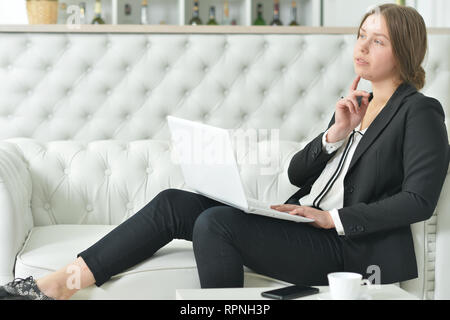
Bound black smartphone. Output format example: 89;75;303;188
261;285;319;300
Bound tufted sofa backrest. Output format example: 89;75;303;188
0;31;448;142
0;138;300;226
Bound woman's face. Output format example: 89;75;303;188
353;14;400;84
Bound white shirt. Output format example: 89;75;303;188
298;123;367;236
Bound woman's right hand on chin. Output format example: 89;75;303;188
326;75;371;142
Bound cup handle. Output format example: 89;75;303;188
359;279;372;300
361;279;371;287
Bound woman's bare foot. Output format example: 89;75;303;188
35;257;96;300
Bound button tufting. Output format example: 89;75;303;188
44;203;51;210
146;41;152;49
146;167;152;174
86;204;93;212
127;202;133;210
64;168;70;175
105;169;111;176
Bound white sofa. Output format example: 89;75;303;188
0;29;448;300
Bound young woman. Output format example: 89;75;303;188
1;4;448;300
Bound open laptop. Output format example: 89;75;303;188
167;115;314;223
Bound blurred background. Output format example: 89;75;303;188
0;0;448;28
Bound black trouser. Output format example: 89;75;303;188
78;188;344;288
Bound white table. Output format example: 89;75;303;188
176;284;419;300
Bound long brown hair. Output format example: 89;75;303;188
357;4;428;90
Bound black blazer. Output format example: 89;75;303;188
284;82;449;284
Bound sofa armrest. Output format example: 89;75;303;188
435;167;450;299
0;143;33;284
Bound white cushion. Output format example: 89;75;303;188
15;225;287;299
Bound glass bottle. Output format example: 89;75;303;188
222;0;231;25
141;0;149;25
79;2;86;24
253;3;266;25
91;0;105;24
189;1;203;25
289;1;298;26
270;0;283;26
207;6;218;25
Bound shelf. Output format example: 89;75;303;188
55;0;321;26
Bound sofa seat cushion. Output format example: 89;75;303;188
14;225;286;299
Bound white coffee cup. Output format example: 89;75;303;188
327;272;371;300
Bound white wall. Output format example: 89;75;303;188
0;0;28;24
322;0;449;27
417;0;450;27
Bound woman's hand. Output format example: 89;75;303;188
270;204;335;229
327;75;371;142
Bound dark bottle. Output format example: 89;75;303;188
253;3;266;25
207;6;218;25
91;0;105;24
289;1;299;26
189;1;202;25
270;0;283;26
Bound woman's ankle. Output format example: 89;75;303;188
36;276;75;300
35;257;95;300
